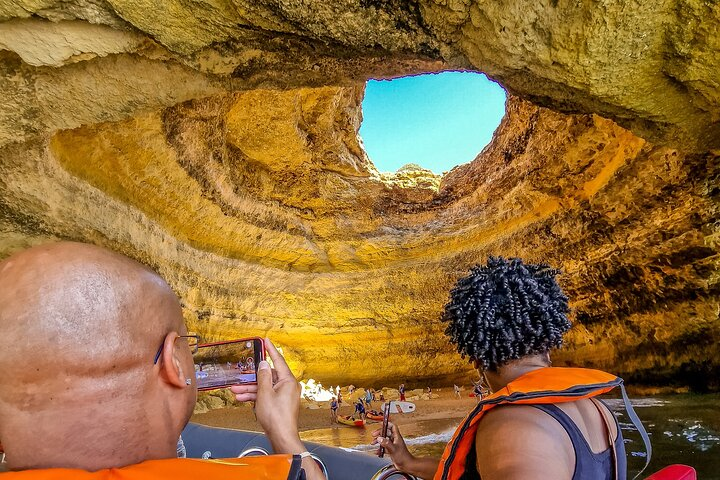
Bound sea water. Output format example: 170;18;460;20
300;394;720;479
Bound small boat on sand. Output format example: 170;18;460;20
337;415;365;427
365;410;384;421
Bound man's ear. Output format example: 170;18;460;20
159;331;187;388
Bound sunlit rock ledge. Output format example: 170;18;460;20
0;1;718;391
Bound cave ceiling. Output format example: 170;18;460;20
0;0;718;388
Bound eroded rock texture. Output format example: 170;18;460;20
0;1;718;389
2;1;719;152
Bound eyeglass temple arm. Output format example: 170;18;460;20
153;334;200;365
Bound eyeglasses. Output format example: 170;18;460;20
153;334;200;364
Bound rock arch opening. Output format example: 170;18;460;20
359;71;507;175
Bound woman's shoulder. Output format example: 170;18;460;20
476;404;570;443
474;404;575;479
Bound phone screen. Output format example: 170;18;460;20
194;338;265;391
378;401;392;458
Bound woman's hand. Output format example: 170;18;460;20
371;422;414;471
372;422;441;479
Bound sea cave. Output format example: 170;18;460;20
0;0;718;419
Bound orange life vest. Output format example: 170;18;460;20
434;367;651;480
0;455;301;480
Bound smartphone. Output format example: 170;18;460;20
378;400;392;458
194;337;266;391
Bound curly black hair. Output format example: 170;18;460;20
442;257;571;371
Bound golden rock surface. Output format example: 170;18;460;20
1;1;719;151
0;2;718;389
2;87;717;388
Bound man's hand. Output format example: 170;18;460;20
253;338;301;445
230;338;323;480
230;383;258;403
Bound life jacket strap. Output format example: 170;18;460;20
589;398;618;480
620;383;652;479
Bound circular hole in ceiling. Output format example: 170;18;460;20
359;71;507;175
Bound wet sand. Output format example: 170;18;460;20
191;388;477;432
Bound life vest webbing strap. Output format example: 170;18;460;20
288;455;304;480
621;383;652;480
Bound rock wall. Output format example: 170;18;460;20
1;87;717;388
0;1;718;389
1;1;719;152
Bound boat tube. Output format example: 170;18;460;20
182;423;416;480
182;423;696;480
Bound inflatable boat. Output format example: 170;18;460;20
181;422;411;480
181;423;696;480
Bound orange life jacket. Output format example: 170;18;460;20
0;455;302;480
434;367;651;480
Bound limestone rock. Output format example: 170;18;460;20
0;3;718;391
0;18;145;67
381;389;401;401
194;389;235;413
1;1;719;151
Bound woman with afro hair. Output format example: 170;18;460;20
373;257;643;480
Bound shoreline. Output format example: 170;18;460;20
190;384;700;435
192;388;477;433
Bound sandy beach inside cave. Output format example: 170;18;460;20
192;387;477;433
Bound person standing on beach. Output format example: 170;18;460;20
472;382;485;401
453;384;461;399
399;383;406;401
373;257;643;480
365;388;373;408
330;397;339;424
353;399;366;421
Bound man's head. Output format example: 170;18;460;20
0;242;196;471
441;256;571;372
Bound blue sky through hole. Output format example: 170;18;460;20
359;72;507;174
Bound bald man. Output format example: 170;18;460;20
0;242;322;479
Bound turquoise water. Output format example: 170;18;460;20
300;394;720;479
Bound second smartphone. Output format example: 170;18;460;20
194;337;265;391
